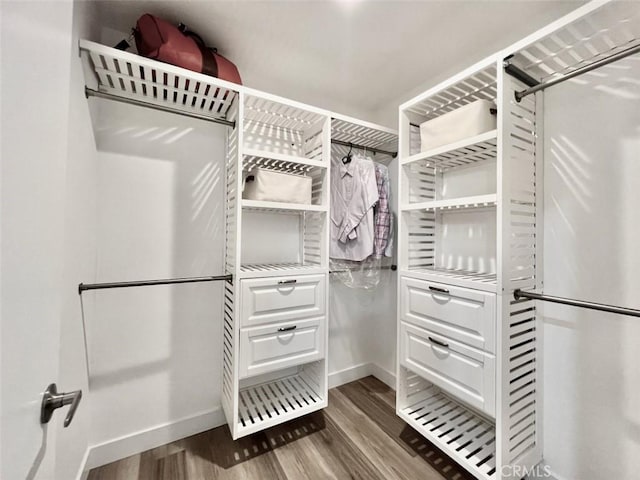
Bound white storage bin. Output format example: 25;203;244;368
243;168;312;204
420;99;496;152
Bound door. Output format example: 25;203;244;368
1;2;75;479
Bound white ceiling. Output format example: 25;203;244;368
94;0;585;123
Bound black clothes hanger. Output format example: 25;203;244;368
342;143;353;164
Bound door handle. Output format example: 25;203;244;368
41;383;82;428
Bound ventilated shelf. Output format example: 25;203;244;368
237;373;325;437
399;384;497;479
331;116;398;151
507;2;640;84
241;199;327;213
403;60;497;121
243;149;327;171
243;90;328;162
79;39;239;121
239;263;325;279
402;130;497;169
403;194;497;212
404;268;497;293
244;89;328;132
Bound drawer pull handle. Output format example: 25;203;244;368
429;286;450;295
278;279;297;285
428;336;449;348
278;326;297;332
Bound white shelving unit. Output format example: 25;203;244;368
224;88;331;438
397;1;639;478
80;39;332;440
80;37;401;441
397;50;537;480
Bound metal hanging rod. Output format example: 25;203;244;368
331;139;397;158
514;289;640;318
84;87;236;128
513;42;640;102
330;265;397;274
78;274;233;294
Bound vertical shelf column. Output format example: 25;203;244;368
495;68;542;476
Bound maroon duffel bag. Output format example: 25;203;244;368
133;14;242;85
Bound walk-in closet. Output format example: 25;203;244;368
2;1;639;479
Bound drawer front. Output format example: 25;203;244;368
239;317;324;379
400;322;495;417
240;274;325;327
400;277;496;353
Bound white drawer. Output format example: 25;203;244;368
400;277;496;353
240;274;325;327
400;322;495;417
239;317;324;379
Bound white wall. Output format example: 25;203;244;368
542;55;640;480
82;99;227;457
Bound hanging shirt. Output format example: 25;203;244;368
330;154;379;261
373;163;391;258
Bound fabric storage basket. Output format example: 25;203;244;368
243;168;312;204
420;99;496;152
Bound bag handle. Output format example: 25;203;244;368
178;23;218;53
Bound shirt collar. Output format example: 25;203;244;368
338;158;355;178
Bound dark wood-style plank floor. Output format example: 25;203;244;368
88;376;474;480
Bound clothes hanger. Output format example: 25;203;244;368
342;143;353;164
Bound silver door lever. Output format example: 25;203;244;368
41;383;82;428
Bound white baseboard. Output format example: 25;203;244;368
84;365;396;472
75;447;90;480
370;363;396;389
328;362;396;390
328;362;372;388
85;407;226;470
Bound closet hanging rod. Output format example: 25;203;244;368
78;274;233;294
84;87;236;128
512;42;640;102
513;289;640;318
331;139;397;158
330;265;397;274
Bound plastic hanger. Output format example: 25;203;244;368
342;143;353;164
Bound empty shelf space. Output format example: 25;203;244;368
402;194;497;212
242;200;327;212
243;149;327;170
79;40;238;121
237;374;325;437
403;268;497;293
399;385;497;479
239;263;325;279
331;116;398;151
244;89;328;132
402;130;497;169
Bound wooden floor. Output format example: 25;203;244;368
88;376;474;480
